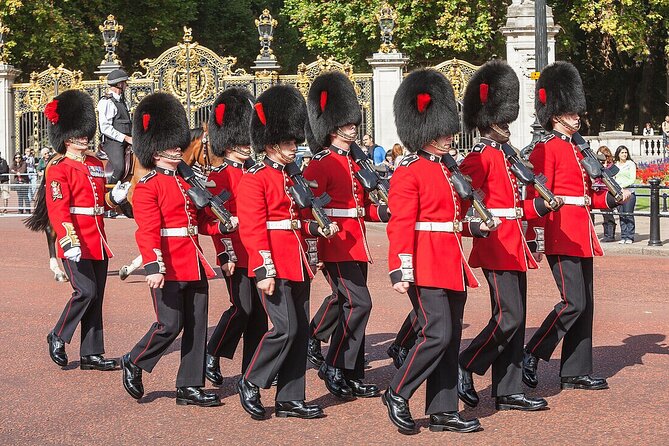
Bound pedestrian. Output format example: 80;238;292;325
304;71;389;402
523;61;631;392
24;148;37;204
36;148;51;181
614;145;637;243
642;122;654;136
390;143;406;169
203;87;268;387
362;133;386;166
42;90;129;371
120;92;229;407
0;153;10;213
596;146;616;242
97;69;132;183
10;153;29;213
662;116;669;150
236;84;338;420
382;68;492;435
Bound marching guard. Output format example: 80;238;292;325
383;68;493;434
303;71;389;401
236;84;338;420
120;92;232;407
204;88;268;385
43;90;129;371
522;62;630;391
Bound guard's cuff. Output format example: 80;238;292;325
605;192;618;209
468;219;489;238
58;222;80;251
389;253;414;285
253;250;276;281
144;249;167;275
526;228;545;253
377;205;390;222
533;197;552;217
307;221;321;237
217;238;237;264
305;238;318;266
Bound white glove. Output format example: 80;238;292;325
64;247;82;262
111;181;131;204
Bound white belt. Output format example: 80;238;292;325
323;207;365;218
70;206;104;216
415;221;462;233
489;207;524;219
160;226;198;237
557;195;591;207
266;219;302;230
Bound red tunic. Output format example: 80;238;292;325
302;146;389;263
133;168;222;282
459;138;549;271
237;158;320;282
45;154;115;260
525;131;615;258
387;152;480;291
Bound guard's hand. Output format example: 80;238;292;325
393;281;410;294
318;222;339;238
146;273;165;289
230;216;239;230
547;196;564;211
480;217;502;232
221;262;235;277
64;247;82;262
124;135;133;145
111;181;131;203
316;261;325;271
257;277;275;296
617;189;632;204
532;252;543;263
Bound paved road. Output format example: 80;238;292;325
0;219;667;445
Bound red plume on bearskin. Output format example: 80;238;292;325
320;90;328;112
462;60;519;132
416;93;431;113
215;103;225;126
538;88;547;105
535;61;586;130
208;87;254;157
479;83;489;104
44;100;60;124
250;84;306;154
254;102;267;126
142;113;150;131
46;90;96;154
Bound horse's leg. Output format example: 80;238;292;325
46;228;69;282
119;254;142;281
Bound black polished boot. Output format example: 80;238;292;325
457;365;479;407
387;343;409;369
237;378;266;420
205;354;224;386
318;363;354;400
560;375;609;390
121;353;144;400
429;412;481;433
47;332;68;367
80;354;117;371
495;393;548;411
382;388;417;434
522;348;539;388
176;386;222;407
346;379;380;398
307;338;325;368
275;400;324;419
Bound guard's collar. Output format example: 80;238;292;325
330;144;350;156
479;137;502;149
417;149;442;163
225;158;243;169
551;130;572;142
263;157;286;171
156;167;176;176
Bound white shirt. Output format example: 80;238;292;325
97;90;127;143
642;127;654;136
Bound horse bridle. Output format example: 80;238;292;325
200;131;212;175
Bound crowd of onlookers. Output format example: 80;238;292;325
0;147;53;214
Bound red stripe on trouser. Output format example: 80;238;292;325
133;287;162;365
531;255;569;354
332;263;355;363
465;271;503;370
57;260;78;338
213;274;238;354
400;315;418;345
312;273;336;336
244;290;271;379
396;285;428;393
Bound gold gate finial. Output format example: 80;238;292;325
377;2;398;53
183;26;193;43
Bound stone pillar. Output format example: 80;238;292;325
501;0;560;150
0;63;20;161
367;52;409;152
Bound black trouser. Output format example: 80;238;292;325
324;261;372;380
129;271;209;388
525;256;594;377
54;257;108;356
244;277;310;402
104;139;126;184
207;268;267;373
390;285;466;414
459;270;527;397
309;269;338;342
394;311;419;349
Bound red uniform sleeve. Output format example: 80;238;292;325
364;192;390;222
387;167;419;284
207;169;235;262
238;173;275;281
525;142;552;251
133;181;165;275
45;164;79;252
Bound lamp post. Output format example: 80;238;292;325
524;0;549;154
377;2;397;54
95;14;124;75
252;9;280;73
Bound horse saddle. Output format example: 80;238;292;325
104;145;134;187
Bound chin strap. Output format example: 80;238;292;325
428;139;450;153
156;150;183;161
231;145;252;157
491;123;511;139
271;144;293;165
555;115;581;133
336;128;358;142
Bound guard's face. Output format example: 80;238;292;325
434;134;453;151
276;140;297;163
155;147;183;168
66;137;90;151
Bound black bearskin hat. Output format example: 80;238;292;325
44;90;97;155
132;92;190;169
393;69;459;152
535;61;586;130
250;84;306;153
208;87;254;157
304;119;322;154
307;71;362;149
462;60;519;132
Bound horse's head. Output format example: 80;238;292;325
183;123;223;172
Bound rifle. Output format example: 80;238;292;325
176;161;236;232
572;133;624;202
441;153;497;229
500;143;562;210
349;142;390;202
285;162;334;236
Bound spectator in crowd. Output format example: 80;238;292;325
595;146;616;242
448;147;464;164
0;154;9;214
614;145;637;244
36;148;51;180
24;148;37;204
10;153;30;214
642;122;654;136
362;134;386;166
662;116;669;150
300;149;313;170
390;143;406;169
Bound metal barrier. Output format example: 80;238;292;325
0;173;38;215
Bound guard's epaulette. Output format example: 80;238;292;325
471;142;486;153
49;155;65;166
247;163;265;174
399;153;419;167
139;170;157;183
540;133;556;143
313;150;331;161
211;163;227;173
